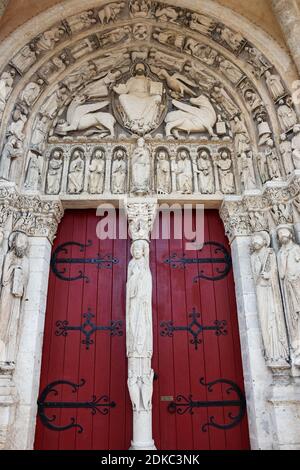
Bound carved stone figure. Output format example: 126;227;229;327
152;28;184;49
24;152;41;190
256;151;267;185
98;3;125;23
213;25;244;51
265;139;282;180
244;89;263;112
11;44;38;74
131;138;151;195
99;26;132;47
126;239;153;358
240;151;257;191
249;212;267;232
46;150;63;195
232;116;251;155
265;70;285;101
20;80;43;107
188;13;215;35
175;149;193;194
0;69;15;118
250;231;289;365
279;134;294;176
67;149;85;194
113;62;163;135
88;149;105;194
0;232;29;367
31;115;50;153
271;204;292;225
215;150;235;194
292;124;300;170
8;107;27;141
55;96;116;137
277;99;297;131
277;226;300;366
165;95;217;138
35;27;65;52
63;63;98;92
67;10;97;32
156;69;197;98
211;85;238;118
129;0;151;18
244;46;270;77
70;36;99;59
40;86;69;119
155;5;181;22
216;56;243;84
111;149;127;194
0;136;23;180
197;150;214;194
185;39;217;65
156;149;171;194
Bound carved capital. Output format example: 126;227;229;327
220;198;251;242
12;196;64;243
124;197;158;241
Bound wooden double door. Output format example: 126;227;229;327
34;209;249;450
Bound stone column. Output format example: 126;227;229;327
271;0;300;75
220;200;274;449
124;198;157;450
221;198;300;450
0;184;63;449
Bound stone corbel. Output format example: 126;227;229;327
125;198;158;242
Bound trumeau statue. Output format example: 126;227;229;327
67;149;85;194
113;61;164;135
250;232;289;366
111;148;127;194
126;240;153;359
277;226;300;367
88;149;105;194
131;138;151;195
0;232;29;368
46;149;63;195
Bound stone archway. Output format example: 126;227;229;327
0;0;300;450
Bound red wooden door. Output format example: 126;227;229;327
34;210;132;450
35;209;249;450
151;210;250;450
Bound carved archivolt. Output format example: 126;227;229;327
0;0;298;201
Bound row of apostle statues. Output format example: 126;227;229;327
26;140;238;195
250;227;300;369
0;230;29;370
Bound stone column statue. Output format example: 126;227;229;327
0;231;29;369
125;200;157;450
277;226;300;366
250;231;289;366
